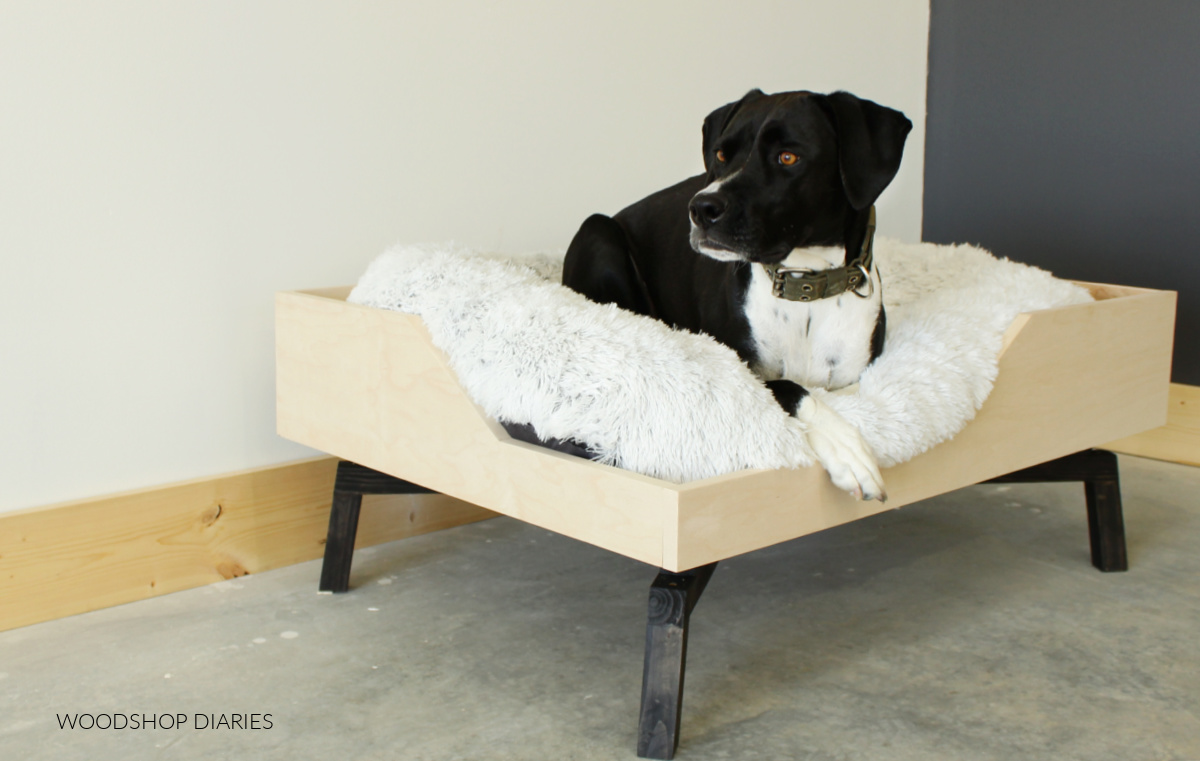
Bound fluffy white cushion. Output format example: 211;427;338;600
348;240;1091;483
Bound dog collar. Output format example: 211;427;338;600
763;206;876;302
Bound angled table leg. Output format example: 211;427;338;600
637;563;718;760
318;461;437;593
985;448;1127;572
1081;450;1126;572
319;489;364;593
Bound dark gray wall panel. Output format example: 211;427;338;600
924;0;1200;383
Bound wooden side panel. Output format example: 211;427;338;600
670;467;893;571
0;457;493;633
276;291;675;567
1105;383;1200;467
671;289;1176;570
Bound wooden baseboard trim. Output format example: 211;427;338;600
0;456;495;633
6;380;1190;635
1105;383;1200;467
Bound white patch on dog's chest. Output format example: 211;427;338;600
745;246;883;390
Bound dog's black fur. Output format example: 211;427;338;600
563;89;909;375
561;89;911;499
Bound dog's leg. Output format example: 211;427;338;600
799;393;887;502
767;379;886;502
562;214;656;317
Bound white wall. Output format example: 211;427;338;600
0;0;930;512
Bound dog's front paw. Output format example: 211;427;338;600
795;395;886;502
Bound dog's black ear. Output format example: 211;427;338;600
701;89;765;171
820;92;913;210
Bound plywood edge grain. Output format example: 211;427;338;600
0;456;494;633
300;284;355;300
1075;280;1169;300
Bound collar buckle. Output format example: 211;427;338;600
769;266;821;301
764;206;876;303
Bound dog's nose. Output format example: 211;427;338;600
689;194;727;229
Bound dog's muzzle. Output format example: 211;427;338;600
688;193;726;230
688;192;749;262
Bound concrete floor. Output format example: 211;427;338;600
3;454;1198;761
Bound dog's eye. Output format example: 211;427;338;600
778;152;799;166
716;150;726;163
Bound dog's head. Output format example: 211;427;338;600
688;89;912;264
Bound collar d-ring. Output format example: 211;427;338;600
850;263;874;298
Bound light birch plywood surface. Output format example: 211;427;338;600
669;284;1175;569
276;282;1175;573
277;291;676;568
1106;383;1200;467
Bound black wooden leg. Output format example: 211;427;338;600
637;563;717;760
317;461;437;593
319;490;364;593
1082;450;1127;572
986;448;1127;572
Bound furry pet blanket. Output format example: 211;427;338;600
348;240;1092;483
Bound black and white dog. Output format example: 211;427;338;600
562;89;911;501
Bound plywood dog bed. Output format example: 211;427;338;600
276;250;1174;758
